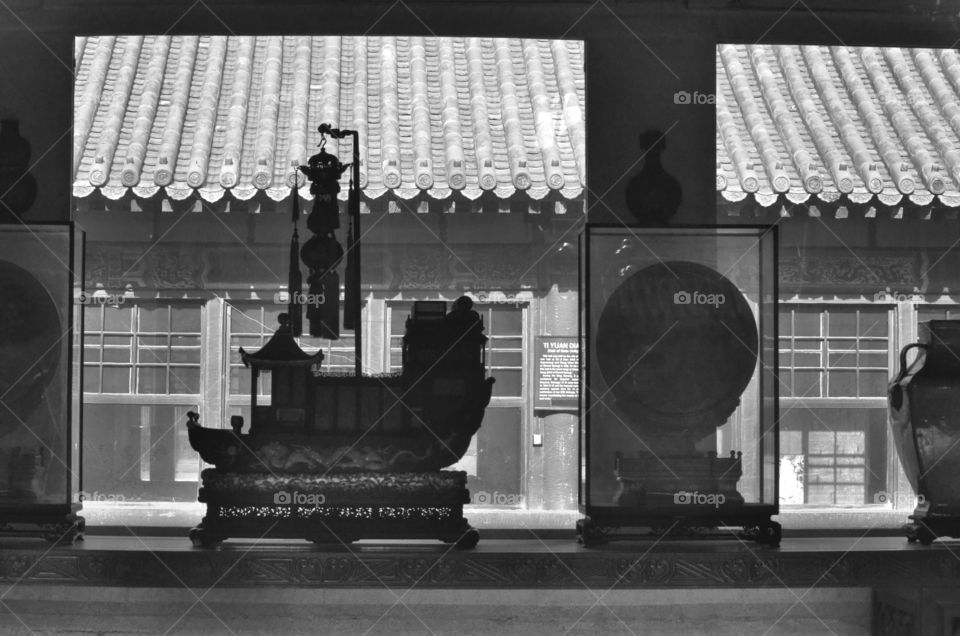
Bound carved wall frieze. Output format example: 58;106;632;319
85;242;555;293
780;250;924;294
1;548;958;589
85;243;208;291
873;598;917;636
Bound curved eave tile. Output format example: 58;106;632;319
717;43;960;215
132;185;161;199
75;35;587;210
100;186;127;200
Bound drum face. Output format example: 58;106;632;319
596;260;758;436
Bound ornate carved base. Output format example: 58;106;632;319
577;514;780;548
191;470;478;549
0;506;84;545
614;451;745;508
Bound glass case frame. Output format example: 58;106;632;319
578;225;779;545
0;222;84;543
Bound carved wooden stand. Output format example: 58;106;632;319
0;505;84;545
189;469;479;549
582;450;780;547
577;513;781;547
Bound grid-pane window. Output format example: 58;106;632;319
84;302;202;395
227;303;357;397
779;408;887;506
779;306;889;399
778;305;890;506
83;301;203;500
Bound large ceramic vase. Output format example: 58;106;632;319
889;320;960;544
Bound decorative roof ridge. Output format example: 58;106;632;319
240;316;323;367
861;46;942;194
186;37;227;189
715;88;759;192
74;36;587;207
74;36;87;69
411;36;434;191
495;38;531;191
830;46;915;194
524;38;564;191
155;36;199;187
350;37;370;189
775;46;852;193
551;39;585;186
719;44;790;193
438;39;466;191
219;36;254;190
90;36;143;188
285;36;312;189
466;37;496;191
319;36;343;162
251;36;282;190
122;36;169;188
801;46;882;193
379;37;401;190
936;49;960;117
896;48;960;188
749;44;821;193
74;36;115;175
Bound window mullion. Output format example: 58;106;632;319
203;297;226;431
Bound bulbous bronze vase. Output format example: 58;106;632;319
889;320;960;544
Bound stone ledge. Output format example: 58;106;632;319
0;537;957;589
0;586;872;636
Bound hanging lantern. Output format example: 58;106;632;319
298;128;351;339
301;139;349;235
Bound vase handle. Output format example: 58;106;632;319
896;343;928;383
890;343;928;411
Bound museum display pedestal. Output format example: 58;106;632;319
190;470;478;548
578;226;779;546
0;224;84;544
186;302;492;549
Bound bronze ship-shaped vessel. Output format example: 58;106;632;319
185;125;493;548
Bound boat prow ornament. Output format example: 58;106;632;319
186;125;493;549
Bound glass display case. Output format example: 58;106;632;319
0;223;84;543
577;225;779;546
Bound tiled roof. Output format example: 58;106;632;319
73;36;586;206
717;44;960;212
